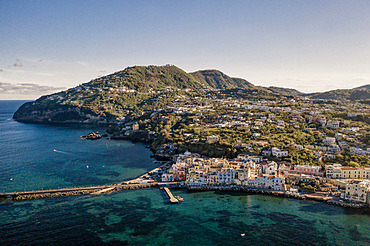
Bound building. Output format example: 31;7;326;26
271;147;288;157
261;161;278;175
206;135;219;144
291;165;323;176
364;166;370;179
161;173;174;182
249;175;285;191
326;120;340;128
325;164;342;179
234;168;251;186
277;120;285;126
319;117;327;126
328;144;340;153
341;167;366;179
216;168;235;185
345;180;370;203
349;147;368;156
323;137;336;145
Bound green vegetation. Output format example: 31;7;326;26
12;65;370;167
191;69;254;89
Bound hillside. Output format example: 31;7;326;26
308;86;370;101
190;70;254;89
13;65;208;124
13;64;370;124
354;84;370;90
266;86;304;97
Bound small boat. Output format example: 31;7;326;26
174;196;184;202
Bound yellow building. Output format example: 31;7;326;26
341;167;366;179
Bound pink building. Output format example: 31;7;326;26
290;165;323;176
173;168;186;181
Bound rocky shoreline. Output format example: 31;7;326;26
185;185;369;209
4;124;368;211
81;131;102;140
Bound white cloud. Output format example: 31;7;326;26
274;77;331;82
353;76;369;81
0;82;64;95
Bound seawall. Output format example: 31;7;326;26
0;182;158;201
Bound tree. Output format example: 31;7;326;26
348;161;360;167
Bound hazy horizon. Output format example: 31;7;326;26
1;1;370;100
1;64;369;100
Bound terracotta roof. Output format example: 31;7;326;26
341;167;357;170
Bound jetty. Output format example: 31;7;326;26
0;182;157;201
163;187;179;203
91;186;115;195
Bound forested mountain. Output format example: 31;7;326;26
190;69;254;89
13;65;370;124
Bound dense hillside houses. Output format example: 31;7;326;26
161;152;286;191
159;151;370;204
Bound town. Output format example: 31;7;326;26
111;88;370;207
153;151;370;206
12;65;370;207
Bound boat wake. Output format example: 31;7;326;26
53;149;76;156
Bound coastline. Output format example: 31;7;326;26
1;120;368;210
185;185;369;209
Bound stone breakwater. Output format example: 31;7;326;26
0;182;158;201
187;186;369;209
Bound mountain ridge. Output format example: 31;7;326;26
13;65;370;124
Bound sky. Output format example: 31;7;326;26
1;0;370;100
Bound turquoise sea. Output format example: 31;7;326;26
0;100;369;245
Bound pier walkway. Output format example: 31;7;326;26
163;187;179;203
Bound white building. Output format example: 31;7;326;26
206;135;219;144
345;181;370;203
323;137;336;145
234;168;251;186
161;172;174;182
277;120;285;126
261;161;278;175
349;147;367;156
249;175;285;191
326;120;340;128
271;147;288;157
328;144;341;153
216;168;235;185
325;164;342;179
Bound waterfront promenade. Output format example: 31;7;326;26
1;167;369;209
1;181;369;209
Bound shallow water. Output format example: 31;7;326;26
1;188;370;245
0;101;155;193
